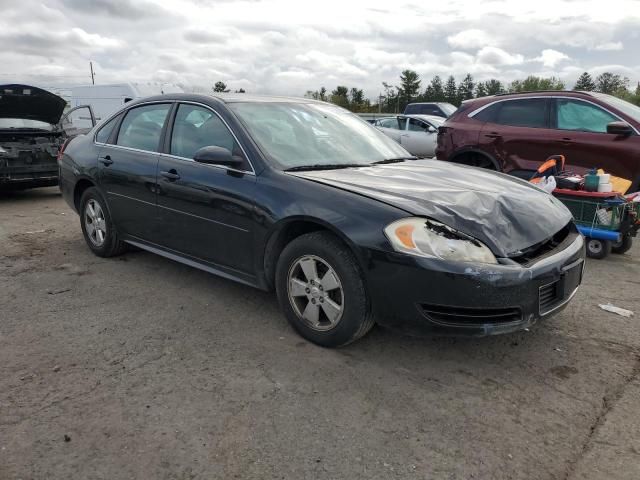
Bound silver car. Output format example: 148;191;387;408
373;114;444;158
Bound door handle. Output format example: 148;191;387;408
559;137;573;145
400;134;409;138
484;132;502;138
160;170;180;181
99;155;113;166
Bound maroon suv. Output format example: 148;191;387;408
436;91;640;191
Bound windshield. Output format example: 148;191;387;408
591;93;640;123
440;103;457;116
229;102;411;169
0;118;53;130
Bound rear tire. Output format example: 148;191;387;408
586;238;611;259
79;187;127;258
275;231;374;347
612;234;633;255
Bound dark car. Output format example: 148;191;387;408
404;102;457;118
0;84;95;189
59;93;585;347
436;91;640;191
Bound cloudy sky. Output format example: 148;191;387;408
1;0;639;99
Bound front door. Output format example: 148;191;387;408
551;98;640;181
98;102;172;240
155;103;257;274
400;118;437;157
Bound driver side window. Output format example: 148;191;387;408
408;118;429;132
555;99;618;133
170;104;247;168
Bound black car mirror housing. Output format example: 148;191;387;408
606;121;633;136
193;146;244;168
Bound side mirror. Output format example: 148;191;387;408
427;126;437;133
607;121;633;136
193;146;243;168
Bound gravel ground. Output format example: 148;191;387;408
1;187;639;480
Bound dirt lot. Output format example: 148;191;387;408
1;187;639;480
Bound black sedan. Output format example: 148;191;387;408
59;93;585;347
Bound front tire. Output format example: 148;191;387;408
275;231;374;347
79;187;127;258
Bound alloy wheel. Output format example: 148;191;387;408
287;255;344;331
84;199;107;247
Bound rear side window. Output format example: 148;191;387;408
116;103;171;152
476;99;548;128
555;99;618;133
95;114;121;144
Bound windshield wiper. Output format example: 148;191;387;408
371;156;418;165
284;163;366;172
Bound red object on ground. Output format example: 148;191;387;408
552;188;619;199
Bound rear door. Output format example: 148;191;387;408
551;97;640;180
476;98;554;173
155;102;257;274
97;102;172;240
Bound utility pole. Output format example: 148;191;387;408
89;61;95;85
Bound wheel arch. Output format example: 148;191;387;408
73;177;97;212
262;216;363;291
449;148;501;171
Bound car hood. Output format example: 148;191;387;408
288;160;573;257
0;84;66;125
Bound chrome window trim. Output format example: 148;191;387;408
467;95;639;135
157;152;256;176
94;99;256;175
93;100;172;145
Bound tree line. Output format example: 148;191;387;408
210;70;640;114
304;70;640;114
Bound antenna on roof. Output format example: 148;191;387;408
89;61;95;85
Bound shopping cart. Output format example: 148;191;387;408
553;189;639;259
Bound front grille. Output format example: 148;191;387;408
419;304;522;326
539;281;561;314
509;223;572;266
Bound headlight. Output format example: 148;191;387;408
384;217;497;264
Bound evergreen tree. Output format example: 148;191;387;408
457;73;475;102
425;75;445;102
444;75;458;105
475;82;487;98
573;72;596;91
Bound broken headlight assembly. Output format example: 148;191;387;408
384;218;497;264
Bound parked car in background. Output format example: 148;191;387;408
436;91;640;192
373;114;444;157
404;102;457;118
0;84;95;190
59;93;583;347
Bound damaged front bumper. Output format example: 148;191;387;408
366;232;585;336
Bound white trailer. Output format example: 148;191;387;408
45;83;183;125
